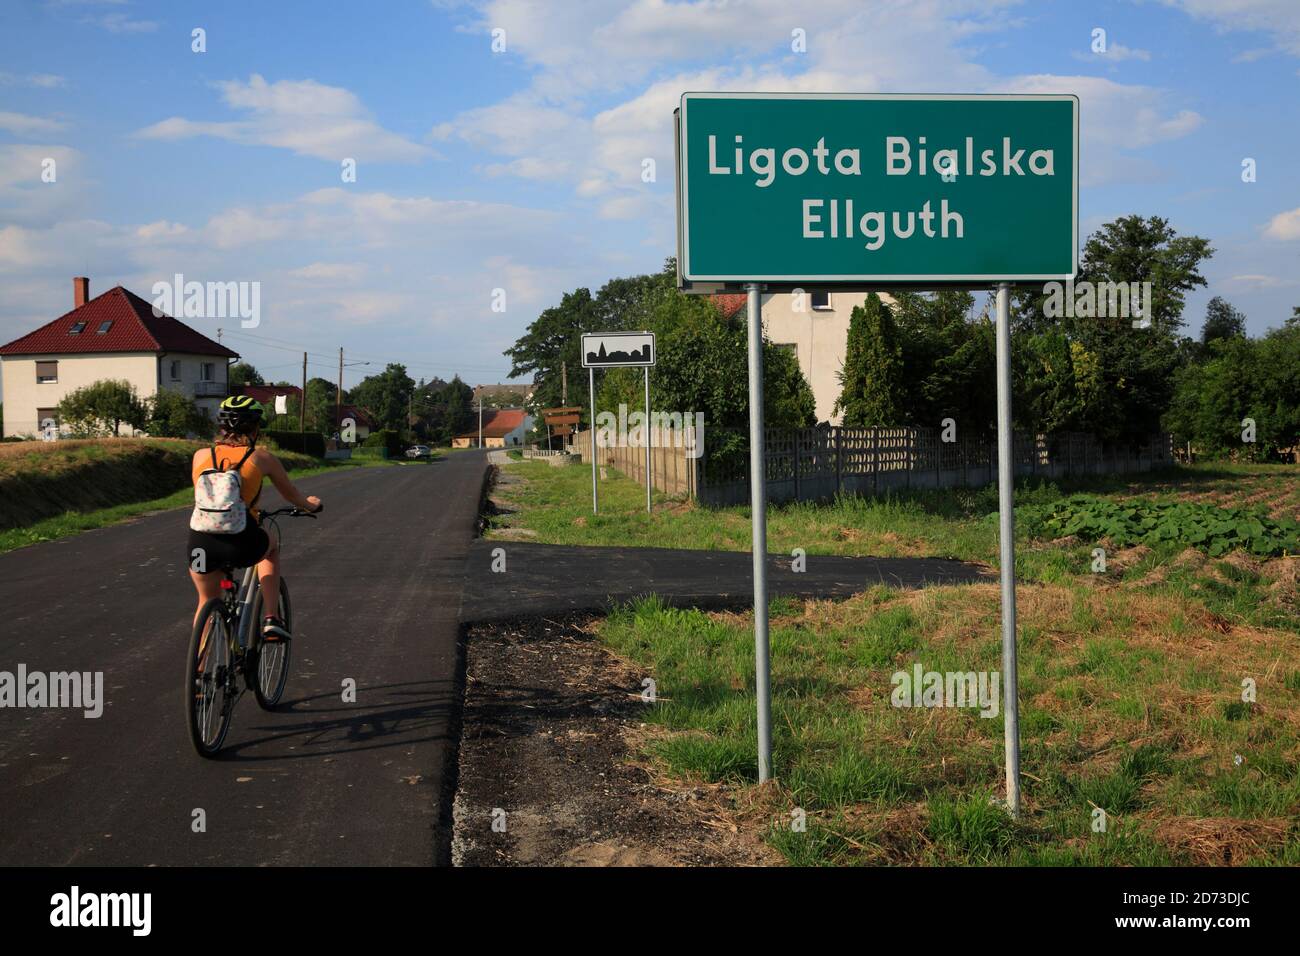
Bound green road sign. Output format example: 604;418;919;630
675;92;1078;285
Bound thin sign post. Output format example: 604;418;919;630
589;366;597;514
996;281;1021;816
746;282;772;782
644;367;652;513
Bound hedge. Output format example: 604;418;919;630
362;429;405;457
264;430;326;458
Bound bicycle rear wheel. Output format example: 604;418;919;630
250;577;292;709
186;598;236;757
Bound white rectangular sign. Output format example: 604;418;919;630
581;331;656;368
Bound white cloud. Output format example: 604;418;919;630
137;74;435;163
0;112;67;136
1223;273;1298;289
0;145;84;225
442;1;1201;201
1072;42;1152;63
1263;206;1300;240
1159;0;1300;57
288;262;367;282
86;11;158;34
0;72;67;88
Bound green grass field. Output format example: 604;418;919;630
0;438;384;554
489;457;1300;865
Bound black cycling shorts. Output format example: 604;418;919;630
187;523;270;573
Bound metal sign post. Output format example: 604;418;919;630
995;281;1021;816
644;367;652;513
745;282;772;783
589;366;598;515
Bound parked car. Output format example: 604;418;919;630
405;444;432;459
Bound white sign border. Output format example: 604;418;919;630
678;91;1080;284
581;330;657;368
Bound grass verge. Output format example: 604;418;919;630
492;456;1300;865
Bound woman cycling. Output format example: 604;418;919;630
187;395;322;641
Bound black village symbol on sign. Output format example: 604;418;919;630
581;332;656;368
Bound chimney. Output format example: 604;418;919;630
73;276;89;309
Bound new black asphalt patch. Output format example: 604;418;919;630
460;540;991;623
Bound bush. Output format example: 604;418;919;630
58;379;148;437
148;389;213;439
1022;494;1300;557
362;429;404;457
264;430;326;458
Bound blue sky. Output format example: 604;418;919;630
1;0;1298;390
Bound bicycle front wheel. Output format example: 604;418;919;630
250;578;292;709
186;598;236;757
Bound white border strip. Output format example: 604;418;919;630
678;92;1079;283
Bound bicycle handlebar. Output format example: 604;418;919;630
259;505;322;520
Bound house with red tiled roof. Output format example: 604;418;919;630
237;383;303;416
0;278;238;437
337;403;375;441
451;407;532;448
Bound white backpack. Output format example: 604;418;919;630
190;444;255;534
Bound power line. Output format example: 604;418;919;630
219;327;518;380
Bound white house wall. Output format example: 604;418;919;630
760;291;897;425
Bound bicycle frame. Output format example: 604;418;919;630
221;511;284;653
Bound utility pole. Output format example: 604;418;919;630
478;395;483;448
336;346;343;437
561;360;567;405
299;351;307;433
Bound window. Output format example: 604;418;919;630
169;360;181;380
96;320;113;334
37;408;59;432
36;360;58;383
774;342;797;359
69;321;86;335
200;362;214;382
811;291;832;311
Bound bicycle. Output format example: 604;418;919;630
184;506;319;757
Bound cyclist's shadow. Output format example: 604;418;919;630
210;678;456;760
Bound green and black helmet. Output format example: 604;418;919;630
218;394;266;434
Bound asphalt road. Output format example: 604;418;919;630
0;452;488;866
461;540;990;623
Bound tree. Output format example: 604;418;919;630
303;377;338;434
58;379;148;437
148;389;213;438
505;287;602;415
1201;296;1246;345
228;362;264;387
348;363;416;433
890;290;995;430
834;293;905;427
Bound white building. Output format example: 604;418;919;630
0;277;238;438
714;289;897;425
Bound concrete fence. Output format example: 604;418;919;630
568;428;698;498
564;426;1173;507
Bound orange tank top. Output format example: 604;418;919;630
192;443;265;517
